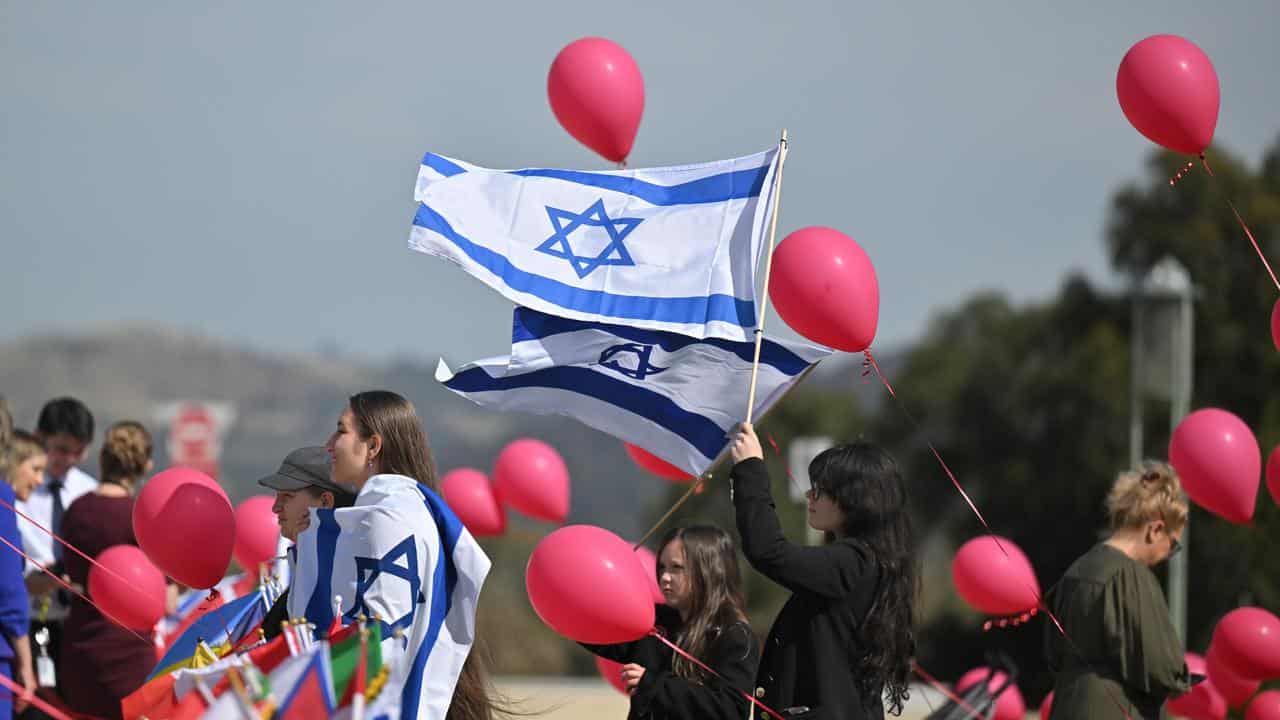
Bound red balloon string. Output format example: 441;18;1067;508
1226;198;1280;293
763;433;805;496
0;670;73;720
863;351;994;530
0;494;130;585
648;629;786;720
0;533;152;647
1199;153;1214;177
859;349;1134;720
912;662;987;720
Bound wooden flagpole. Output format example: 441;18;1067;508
632;131;790;550
745;129;789;424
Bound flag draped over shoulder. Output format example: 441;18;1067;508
437;307;830;477
409;148;780;341
288;474;490;720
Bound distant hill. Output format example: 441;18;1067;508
0;325;898;538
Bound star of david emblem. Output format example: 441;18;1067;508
343;536;426;643
535;199;642;279
599;343;668;380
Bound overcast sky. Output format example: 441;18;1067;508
4;2;1277;364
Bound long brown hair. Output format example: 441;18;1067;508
657;525;750;683
347;391;509;720
349;391;439;490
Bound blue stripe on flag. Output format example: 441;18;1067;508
304;510;342;635
511;308;812;375
444;364;725;461
413;203;756;329
421;153;466;178
508;165;769;206
419;156;771;206
401;486;463;720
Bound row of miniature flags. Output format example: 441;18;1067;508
126;592;388;720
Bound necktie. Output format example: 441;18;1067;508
48;478;64;563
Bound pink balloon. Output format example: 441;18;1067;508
1116;35;1220;155
1267;446;1280;508
624;443;693;483
769;227;879;352
493;439;570;524
1214;607;1280;680
233;496;280;574
1208;642;1262;709
951;535;1041;616
1170;652;1228;720
1039;691;1053;720
595;655;627;695
526;525;656;644
547;38;644;163
134;468;235;589
1248;691;1280;720
89;545;166;631
633;546;665;605
442;468;506;537
1169;408;1260;524
1271;299;1280;352
955;668;1025;720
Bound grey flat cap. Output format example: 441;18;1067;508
256;446;348;496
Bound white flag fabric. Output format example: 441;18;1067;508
288;474;491;720
437;307;830;477
409;148;780;341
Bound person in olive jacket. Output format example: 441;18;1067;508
583;525;761;719
729;423;918;720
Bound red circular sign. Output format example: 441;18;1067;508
168;405;221;479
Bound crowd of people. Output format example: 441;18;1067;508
0;391;1197;720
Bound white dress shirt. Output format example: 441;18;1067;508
15;466;96;621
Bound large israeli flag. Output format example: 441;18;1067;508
288;474;490;720
437;308;830;477
409;148;780;341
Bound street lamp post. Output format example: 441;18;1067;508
1129;256;1194;642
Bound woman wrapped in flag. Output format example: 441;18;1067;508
582;524;761;720
288;390;502;720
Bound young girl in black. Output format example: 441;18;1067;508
584;525;761;719
729;422;918;720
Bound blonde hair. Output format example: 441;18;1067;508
99;421;152;486
1106;460;1189;533
0;430;44;481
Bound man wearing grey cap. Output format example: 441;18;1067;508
257;446;356;640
